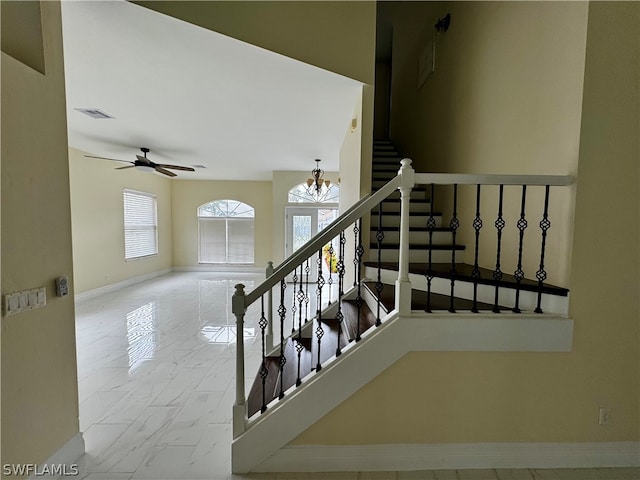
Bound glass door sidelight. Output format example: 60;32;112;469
285;207;339;281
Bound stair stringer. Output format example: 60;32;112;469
232;308;404;474
232;309;573;473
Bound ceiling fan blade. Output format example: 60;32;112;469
84;154;130;164
136;155;152;164
157;164;195;172
155;166;177;177
115;165;136;170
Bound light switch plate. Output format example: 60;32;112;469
3;287;47;316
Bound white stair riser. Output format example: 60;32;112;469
368;248;464;263
373;214;442;228
364;266;569;316
373;230;453;244
375;189;428;200
375;201;432;213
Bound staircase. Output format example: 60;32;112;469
365;139;569;314
231;145;574;473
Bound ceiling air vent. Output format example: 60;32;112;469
75;108;114;119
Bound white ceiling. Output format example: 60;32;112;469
61;0;362;181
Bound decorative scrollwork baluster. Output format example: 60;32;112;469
355;218;364;341
291;267;298;333
258;296;269;413
535;185;551;314
335;230;346;357
513;186;528;313
353;220;360;287
449;184;460;313
297;263;305;333
277;279;287;399
327;242;334;304
471;185;483;313
338;231;346;297
304;258;310;323
295;340;304;387
316;248;325;371
425;184;436;313
492;185;505;313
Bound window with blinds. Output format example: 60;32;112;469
198;200;255;264
123;189;158;260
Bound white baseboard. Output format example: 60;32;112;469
27;433;85;479
233;310;573;473
75;267;265;302
172;265;264;273
74;268;172;302
257;442;640;471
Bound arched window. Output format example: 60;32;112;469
287;183;340;203
198;200;255;264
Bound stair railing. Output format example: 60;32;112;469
232;159;411;436
232;160;573;437
412;173;573;314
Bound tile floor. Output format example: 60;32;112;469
73;272;639;480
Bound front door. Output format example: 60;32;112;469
285;206;339;278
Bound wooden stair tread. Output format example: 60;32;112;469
247;337;313;417
369;242;465;250
247;356;280;417
363;261;568;296
363;281;506;312
370;226;452;232
341;299;377;341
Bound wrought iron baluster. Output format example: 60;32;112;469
535;185;551;314
277;279;287;399
338;231;346;297
375;202;385;326
355;217;364;341
449;184;460;313
425;184;436;313
291;267;298;333
297;263;305;334
327;242;334;304
315;248;325;371
335;230;346;357
295;340;304;387
353;220;360;287
471;185;483;313
492;185;505;313
513;186;528;313
304;258;310;323
258;296;269;413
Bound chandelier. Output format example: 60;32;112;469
306;159;331;200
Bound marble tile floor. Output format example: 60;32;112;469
73;272;639;480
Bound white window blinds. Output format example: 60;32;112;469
123;189;158;260
197;200;255;264
198;218;226;263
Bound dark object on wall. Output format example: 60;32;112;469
435;13;451;33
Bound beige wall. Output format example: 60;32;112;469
387;1;589;287
69;148;173;294
1;1;80;469
292;2;639;447
134;1;376;85
171;180;273;268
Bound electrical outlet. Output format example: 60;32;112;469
598;407;610;425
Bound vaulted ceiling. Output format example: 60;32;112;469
61;0;362;180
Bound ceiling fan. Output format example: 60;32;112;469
84;147;195;177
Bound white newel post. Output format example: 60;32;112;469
396;158;415;315
266;261;274;350
232;283;247;437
